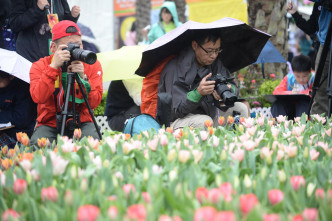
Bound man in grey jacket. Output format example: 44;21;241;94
158;30;248;129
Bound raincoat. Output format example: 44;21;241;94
273;72;315;95
30;55;103;128
147;1;182;44
158;46;238;122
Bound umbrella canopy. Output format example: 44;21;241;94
135;17;270;77
77;22;95;39
97;45;146;82
254;40;286;78
0;48;32;83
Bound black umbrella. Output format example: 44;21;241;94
135;17;270;77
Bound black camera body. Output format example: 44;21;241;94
56;112;80;136
207;74;237;107
63;43;97;65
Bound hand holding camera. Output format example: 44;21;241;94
197;73;215;96
37;0;50;10
50;44;71;70
68;61;84;79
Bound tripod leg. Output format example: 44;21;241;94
60;74;74;136
74;75;102;140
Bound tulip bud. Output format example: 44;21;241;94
278;170;286;183
80;178;88;192
216;174;222;186
167;149;177;162
71;166;77;179
13;179;27;195
100;180;106;194
64;190;73;205
307;183;316;197
143;168;149;181
260;167;267;180
103;160;110;168
169;169;177;182
112;175;118;187
303;147;309;159
234;176;240;189
220;150;227;161
244;174;252;189
178;150;191;163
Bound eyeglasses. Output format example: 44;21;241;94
197;43;222;56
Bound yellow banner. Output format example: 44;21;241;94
187;0;248;23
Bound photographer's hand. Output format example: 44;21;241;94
68;61;85;79
37;0;49;10
71;6;81;18
50;45;71;69
287;1;297;14
197;73;215;96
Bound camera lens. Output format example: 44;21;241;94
72;48;97;65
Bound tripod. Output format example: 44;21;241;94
308;17;332;117
60;72;102;139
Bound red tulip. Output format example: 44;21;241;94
195;187;209;204
194;207;217;221
290;176;306;191
218;182;233;202
142;192;151;203
2;209;20;221
252;79;256;83
122;183;136;197
302;208;318;221
208;188;222;204
264;214;281;221
41;186;58;202
293;214;303;221
77;205;100;221
13;179;27;195
126;204;146;221
315;189;324;200
108;206;118;220
270;74;276;78
240;194;258;215
268;189;284;205
214;211;235;221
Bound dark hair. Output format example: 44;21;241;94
0;70;11;79
192;29;221;45
291;54;312;72
130;21;136;32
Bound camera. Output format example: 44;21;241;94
63;43;97;65
207;73;237;107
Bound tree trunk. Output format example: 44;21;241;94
135;0;151;43
173;0;187;23
247;0;288;77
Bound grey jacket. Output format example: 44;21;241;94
158;46;238;122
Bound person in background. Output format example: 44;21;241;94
310;0;332;116
0;70;37;149
124;21;137;46
0;0;12;49
157;30;248;129
29;20;103;146
142;1;182;44
271;54;314;119
104;79;143;132
10;0;80;62
287;0;321;68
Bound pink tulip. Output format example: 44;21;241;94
108;206;118;220
240;194;258;215
142;192;151;203
77;205;100;221
268;189;284;205
41;186;58;202
208;188;222;204
126;204;147;221
290;176;306;191
147;138;159;151
158;215;173;221
13;179;27;195
160;134;168;146
122;184;136;197
315;189;324;200
178;150;191;163
214;211;235;221
64;190;73;205
309;149;320;161
200;131;209;141
270;73;276;78
194;207;217;221
302;208;318;221
2;209;20;221
264;214;281;221
196;187;209;204
231;149;245;162
218;182;233;202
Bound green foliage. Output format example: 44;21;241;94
93;92;107;116
257;79;281;107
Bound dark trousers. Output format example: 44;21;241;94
30;122;99;147
107;105;141;132
271;99;310;120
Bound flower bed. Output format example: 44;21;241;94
0;114;332;221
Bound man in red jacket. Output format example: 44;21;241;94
29;20;103;146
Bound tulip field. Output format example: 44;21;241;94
0;114;332;221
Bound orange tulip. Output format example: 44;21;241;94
73;128;82;140
21;133;30;146
227;116;234;124
218;116;225;125
21;152;33;161
2;158;13;170
166;127;173;133
204;120;213;128
37;137;49;148
16;132;23;143
208;127;214;135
